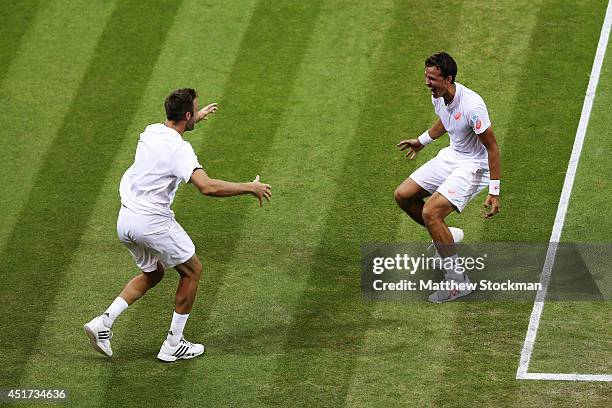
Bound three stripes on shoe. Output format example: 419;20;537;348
172;343;195;358
98;330;111;340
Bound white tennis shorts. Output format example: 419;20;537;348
409;146;489;212
116;206;196;272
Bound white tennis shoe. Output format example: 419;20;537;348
427;227;472;303
84;315;113;357
428;273;474;303
157;337;205;362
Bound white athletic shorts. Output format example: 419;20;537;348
409;146;489;212
116;206;196;272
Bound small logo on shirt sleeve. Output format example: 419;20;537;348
471;113;482;130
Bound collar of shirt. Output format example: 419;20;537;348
146;123;183;140
445;82;463;111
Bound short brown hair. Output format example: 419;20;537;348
425;52;457;83
165;88;197;122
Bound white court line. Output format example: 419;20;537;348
518;373;612;382
516;0;612;381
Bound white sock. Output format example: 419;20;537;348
444;254;464;281
167;311;189;347
103;297;129;327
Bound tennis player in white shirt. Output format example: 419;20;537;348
85;88;271;360
395;52;501;303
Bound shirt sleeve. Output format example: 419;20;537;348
174;142;203;183
467;101;491;135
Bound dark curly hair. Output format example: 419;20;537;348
164;88;198;122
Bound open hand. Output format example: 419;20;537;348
483;194;500;218
397;139;424;160
198;103;218;121
251;175;271;207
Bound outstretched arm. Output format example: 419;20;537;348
190;169;271;206
397;118;446;159
478;126;501;218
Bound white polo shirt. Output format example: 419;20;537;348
119;123;202;218
432;82;491;161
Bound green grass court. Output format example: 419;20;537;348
1;0;611;406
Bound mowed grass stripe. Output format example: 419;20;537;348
18;1;259;406
264;1;464;405
167;2;395;405
442;0;544;238
434;1;611;407
0;0;183;385
171;0;324;325
0;0;116;256
0;0;42;84
344;0;470;404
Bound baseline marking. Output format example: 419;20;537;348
519;373;612;382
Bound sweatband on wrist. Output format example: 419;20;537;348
489;180;500;195
418;131;434;146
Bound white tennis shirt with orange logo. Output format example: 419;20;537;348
432;82;491;161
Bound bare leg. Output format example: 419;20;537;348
173;255;203;314
157;255;206;359
394;177;430;226
422;192;456;258
119;262;165;305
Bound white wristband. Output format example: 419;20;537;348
417;131;434;146
489;180;500;195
